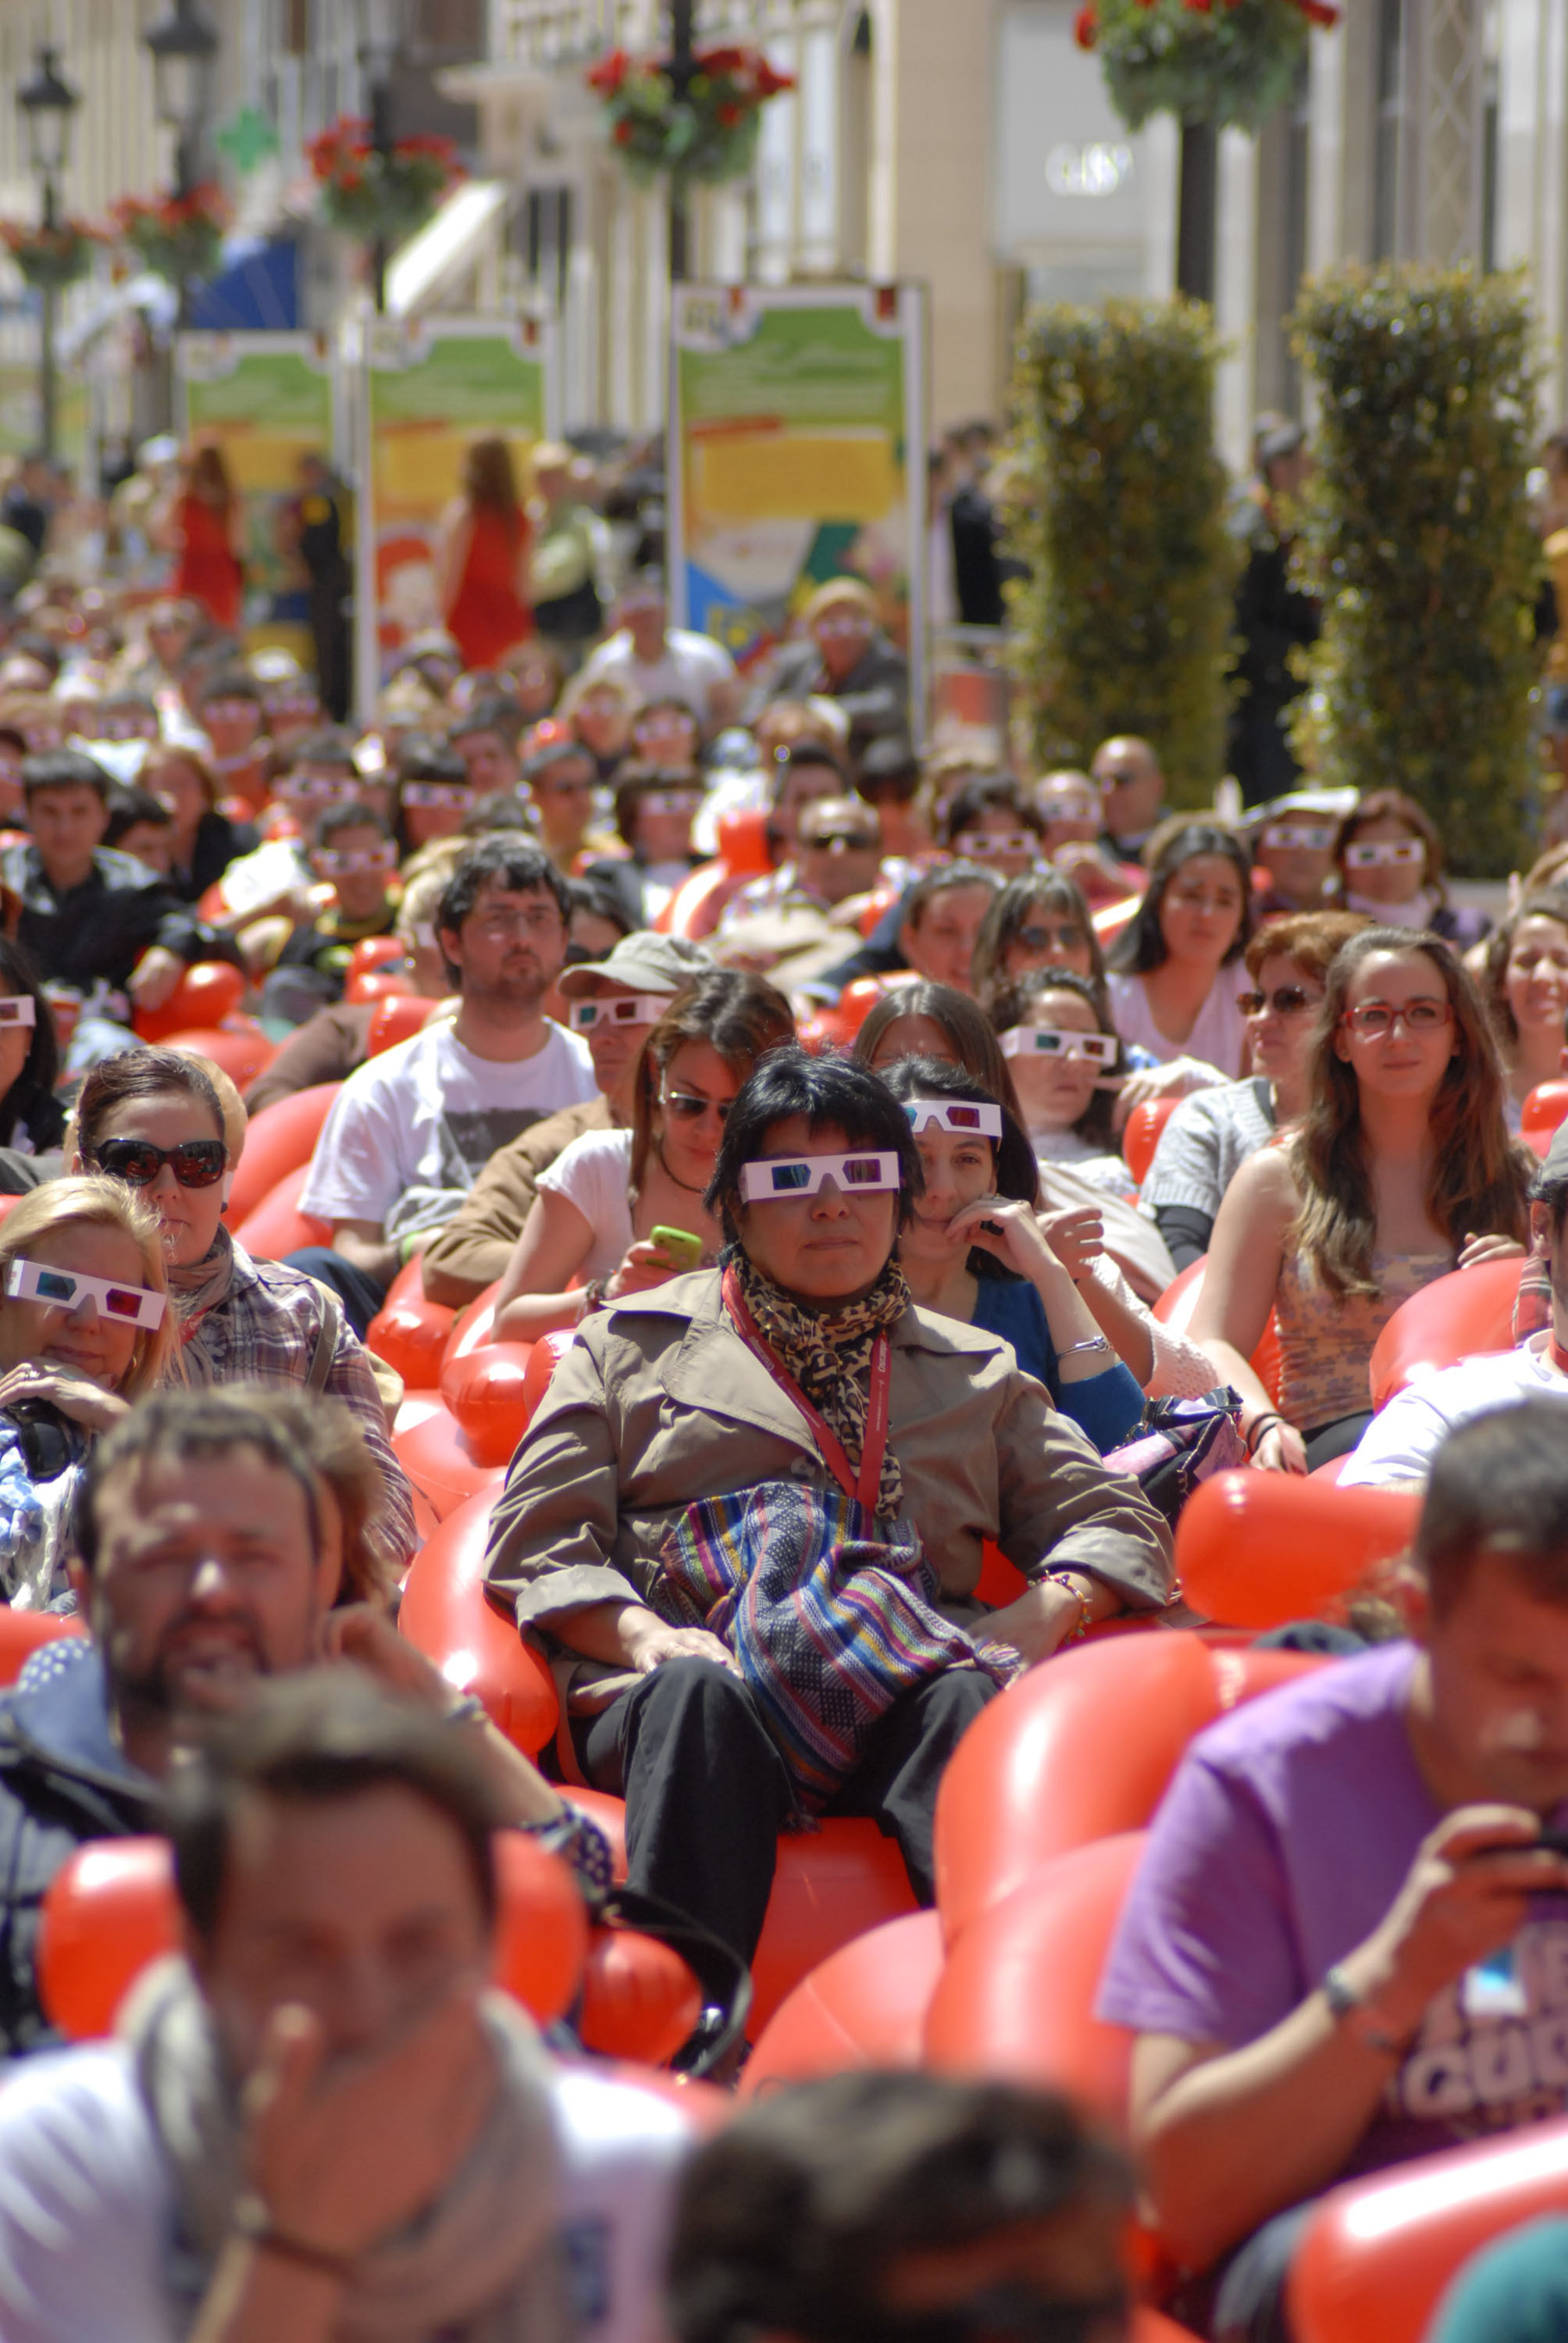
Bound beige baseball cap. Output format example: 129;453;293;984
557;931;711;1000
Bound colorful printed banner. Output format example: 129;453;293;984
667;282;926;700
176;331;334;637
362;315;555;684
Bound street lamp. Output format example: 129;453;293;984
16;45;80;463
669;0;695;282
354;0;412;312
143;0;219;200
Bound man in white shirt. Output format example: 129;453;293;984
292;837;597;1334
0;1669;693;2343
580;572;741;738
1341;1125;1568;1486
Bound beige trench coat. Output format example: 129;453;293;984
485;1268;1173;1699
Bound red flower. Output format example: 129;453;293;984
716;101;744;127
614;119;634;144
586;47;631;94
1073;2;1098;44
1298;0;1340;20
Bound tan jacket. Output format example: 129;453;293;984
420;1096;615;1307
484;1269;1173;1689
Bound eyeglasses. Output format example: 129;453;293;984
661;1086;732;1124
569;995;669;1032
400;783;476;808
312;843;397;876
814;615;871;640
1261;822;1336;853
535;772;593;797
5;1256;166;1328
999;1027;1119;1066
953;831;1039;859
0;996;36;1029
1342;998;1452;1037
638;790;701;816
805;830;879;853
905;1099;1002;1137
739;1151;903;1200
1014;922;1085;952
1238;985;1320;1018
274;774;362;804
91;1137;228;1190
1344;838;1424;870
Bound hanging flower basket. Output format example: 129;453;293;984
308;118;465;248
1074;0;1340;133
113;183;231;287
0;217;100;291
586;43;795;187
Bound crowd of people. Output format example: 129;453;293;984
0;421;1566;2343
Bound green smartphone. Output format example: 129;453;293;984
650;1225;704;1269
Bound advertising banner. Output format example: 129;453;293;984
176;330;333;646
362;315;556;687
667;281;925;706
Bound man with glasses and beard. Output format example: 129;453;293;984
0;1385;597;2063
289;839;598;1336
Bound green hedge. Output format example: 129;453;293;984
1003;298;1240;807
1289;266;1542;875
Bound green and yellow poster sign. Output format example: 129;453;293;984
668;284;925;688
365;316;552;673
176;331;333;643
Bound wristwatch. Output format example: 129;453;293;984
1321;1964;1410;2057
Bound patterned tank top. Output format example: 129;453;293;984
1275;1248;1452;1432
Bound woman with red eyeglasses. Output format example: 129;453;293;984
493;970;793;1342
1191;928;1531;1472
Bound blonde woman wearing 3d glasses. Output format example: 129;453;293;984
486;1046;1170;1975
0;1178;174;1607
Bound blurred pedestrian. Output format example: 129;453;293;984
287;451;353;721
435;436;533;674
165;442;244;635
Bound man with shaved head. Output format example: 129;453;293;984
1090;735;1167;861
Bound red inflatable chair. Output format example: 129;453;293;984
392;1406;504;1519
1290;2115;1568;2343
1122;1097;1181;1189
1368;1255;1525;1410
134;961;246;1043
740;1910;944;2099
365;1257;456;1390
163;1025;276;1092
226;1082;341;1224
933;1632;1321;1945
440;1283;503;1368
399;1489;557;1750
1174;1471;1421;1630
0;1609;84;1685
1521;1078;1568;1157
367;993;436;1054
230;1164;330;1261
658;810;775;940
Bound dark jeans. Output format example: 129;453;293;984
283;1246;389;1340
574;1656;997;1965
1167;2204;1315;2342
1302;1411;1374;1471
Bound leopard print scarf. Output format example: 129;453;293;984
732;1250;910;1520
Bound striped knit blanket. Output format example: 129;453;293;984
657;1480;1021;1812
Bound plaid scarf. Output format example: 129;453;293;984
732;1250;909;1520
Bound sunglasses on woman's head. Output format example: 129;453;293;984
905;1099;1003;1137
739;1151;902;1200
1238;985;1318;1017
400;782;476;808
569;995;668;1031
0;997;36;1029
90;1138;228;1189
5;1257;166;1328
1344;838;1424;870
999;1027;1118;1067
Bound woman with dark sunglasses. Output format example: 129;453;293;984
1140;909;1367;1270
69;1050;417;1586
492;970;793;1342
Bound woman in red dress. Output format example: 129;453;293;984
436;434;533;672
168;441;244;633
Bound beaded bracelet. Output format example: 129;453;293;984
1046;1573;1095;1641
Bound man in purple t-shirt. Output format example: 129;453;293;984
1099;1399;1568;2340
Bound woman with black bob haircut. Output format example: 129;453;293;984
486;1043;1171;1974
0;935;63;1173
878;1055;1144;1452
1106;820;1253;1078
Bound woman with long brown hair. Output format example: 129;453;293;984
436;434;533;672
167;440;244;633
492;969;794;1340
1191;925;1531;1471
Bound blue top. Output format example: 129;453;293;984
968;1275;1145;1453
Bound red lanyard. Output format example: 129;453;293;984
722;1266;892;1513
